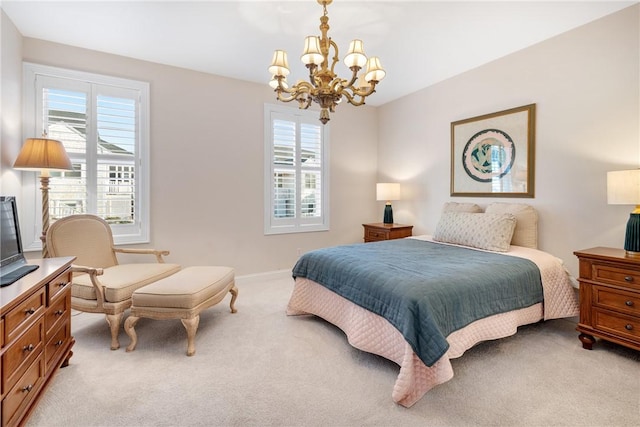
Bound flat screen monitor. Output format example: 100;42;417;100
0;196;25;268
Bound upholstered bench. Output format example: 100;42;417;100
124;266;237;356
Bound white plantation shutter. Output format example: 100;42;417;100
22;63;150;247
264;105;329;234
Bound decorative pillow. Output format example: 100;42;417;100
485;203;538;249
433;212;517;252
442;202;483;213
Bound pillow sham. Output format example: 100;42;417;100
442;202;483;213
485;203;538;249
433;212;517;252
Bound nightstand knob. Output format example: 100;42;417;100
624;276;634;282
626;300;634;307
625;324;633;331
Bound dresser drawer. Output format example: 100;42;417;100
592;263;640;291
45;320;70;371
593;286;640;317
1;354;45;427
593;309;640;341
48;271;71;303
2;317;44;394
45;287;70;337
4;288;45;344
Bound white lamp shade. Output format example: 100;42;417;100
344;39;367;68
365;56;386;82
607;170;640;205
301;36;324;65
268;50;290;77
376;183;400;201
13;137;72;171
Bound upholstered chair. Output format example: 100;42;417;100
46;214;181;350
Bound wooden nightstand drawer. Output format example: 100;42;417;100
362;223;413;243
366;229;388;241
593;286;640;317
593;309;640;341
592;263;640;291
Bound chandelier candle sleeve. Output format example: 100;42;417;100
268;0;385;124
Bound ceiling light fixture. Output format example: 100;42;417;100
268;0;386;124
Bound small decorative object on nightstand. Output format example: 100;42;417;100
363;223;413;243
574;247;640;351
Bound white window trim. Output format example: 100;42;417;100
264;104;330;235
21;62;151;250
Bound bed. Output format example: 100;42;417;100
286;202;579;407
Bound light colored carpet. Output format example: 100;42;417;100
27;273;639;427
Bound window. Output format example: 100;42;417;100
22;63;150;248
264;104;329;234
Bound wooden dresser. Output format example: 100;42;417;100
574;247;640;351
362;223;413;243
1;257;75;427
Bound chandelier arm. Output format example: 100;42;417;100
328;39;340;74
341;90;366;107
336;67;361;92
351;81;379;98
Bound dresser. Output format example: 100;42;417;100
1;256;75;427
362;223;413;243
574;247;640;351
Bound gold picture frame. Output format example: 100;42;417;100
451;104;535;198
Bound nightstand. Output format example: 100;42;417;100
574;247;640;351
362;223;413;243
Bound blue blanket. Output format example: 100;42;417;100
292;238;543;367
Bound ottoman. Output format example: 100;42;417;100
124;266;237;356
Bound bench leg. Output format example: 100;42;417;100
124;316;141;352
229;285;238;313
105;313;124;350
181;316;200;356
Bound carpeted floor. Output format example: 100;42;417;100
26;273;639;427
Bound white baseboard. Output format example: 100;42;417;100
235;269;291;285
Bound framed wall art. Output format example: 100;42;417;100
451;104;535;198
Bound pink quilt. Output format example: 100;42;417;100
286;237;579;407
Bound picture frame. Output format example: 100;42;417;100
451;104;535;198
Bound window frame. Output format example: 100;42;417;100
21;62;151;250
264;104;330;235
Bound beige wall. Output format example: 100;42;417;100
3;5;639;278
3;16;379;275
1;11;23;198
378;4;640;276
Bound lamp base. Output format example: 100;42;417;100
383;204;393;224
624;213;640;256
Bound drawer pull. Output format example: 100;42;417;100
23;344;34;352
625;324;633;331
55;340;64;347
25;307;36;315
624;276;634;282
626;300;634;307
22;384;33;393
55;309;64;316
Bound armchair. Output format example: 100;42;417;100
46;214;180;350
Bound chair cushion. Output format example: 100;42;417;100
72;263;181;302
132;266;235;309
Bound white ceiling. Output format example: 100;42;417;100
2;0;636;106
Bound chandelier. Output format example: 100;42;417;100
268;0;386;124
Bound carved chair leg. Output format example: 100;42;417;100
229;285;239;313
181;316;200;356
105;313;124;350
124;316;141;352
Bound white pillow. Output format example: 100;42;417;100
433;212;517;252
442;202;483;213
485;203;538;249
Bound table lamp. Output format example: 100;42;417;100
607;169;640;256
376;183;400;224
13;137;73;258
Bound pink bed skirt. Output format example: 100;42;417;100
287;277;544;407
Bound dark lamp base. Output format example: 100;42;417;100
383;204;394;224
624;213;640;254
